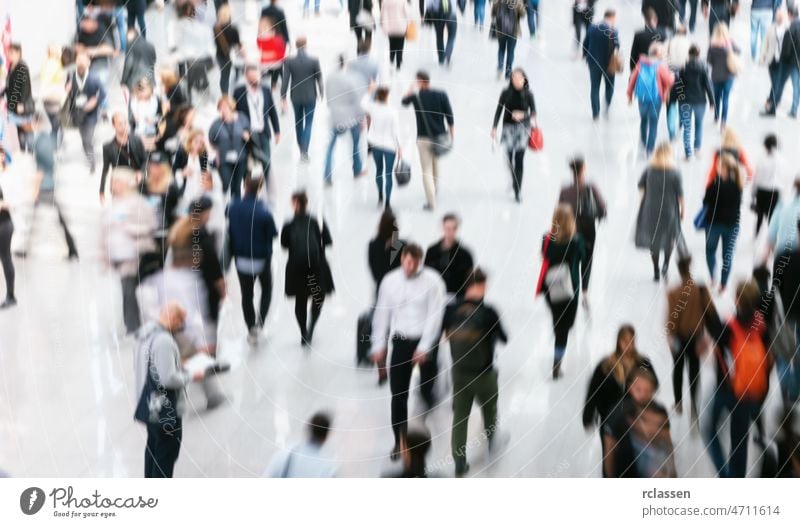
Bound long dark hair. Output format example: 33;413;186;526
507;68;530;92
376;208;398;243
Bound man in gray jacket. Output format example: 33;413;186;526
323;55;366;185
135;303;204;478
281;37;323;162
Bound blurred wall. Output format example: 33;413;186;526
1;0;77;76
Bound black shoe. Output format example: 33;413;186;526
653;267;660;282
67;252;79;261
0;297;17;309
760;109;776;117
455;461;470;478
552;359;563;379
390;444;401;461
301;332;310;347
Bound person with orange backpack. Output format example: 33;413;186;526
704;279;774;477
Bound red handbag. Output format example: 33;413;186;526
528;125;544;151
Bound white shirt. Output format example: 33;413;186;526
366;102;401;151
753;152;784;191
264;441;337;478
247;86;265;133
370;267;446;355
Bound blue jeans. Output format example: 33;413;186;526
324;124;363;183
775;323;800;403
303;0;320;12
637;100;661;154
678;0;698;32
526;0;539;36
114;7;127;52
666;102;679;141
775;65;800;116
372;147;396;204
588;66;615;119
497;35;517;77
704;383;759;478
127;0;147;37
705;223;738;287
474;0;486;27
713;78;733;124
434;15;457;65
680;102;706;156
292;101;316;155
750;8;773;60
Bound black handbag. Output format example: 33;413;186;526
394;157;411;186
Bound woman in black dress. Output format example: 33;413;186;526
281;191;334;346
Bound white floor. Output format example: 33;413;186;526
0;0;798;477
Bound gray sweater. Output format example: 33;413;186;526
134;323;191;416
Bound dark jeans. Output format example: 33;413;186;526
26;189;79;257
497;35;517;78
773;64;800;116
372;147;396;204
672;336;699;409
583;235;596;286
526;0;539;36
713;78;734;124
294;284;324;340
144;421;182;478
705;223;738;287
588;66;615;119
250;129;273;179
353;27;373;49
547;298;578;351
680;102;706;156
704;384;759;478
292;101;316;155
678;0;698;32
218;161;246;200
218;58;233;96
754;188;780;235
766;61;782;112
237;266;273;330
120;275;141;333
79;118;98;171
506;148;525;199
434;15;457;64
389;336;423;445
638;101;661;154
0;221;14;300
127;0;147;36
388;35;405;69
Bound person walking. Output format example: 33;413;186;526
121;28;157;101
65;52;106;174
751;0;781;60
349;0;375;48
228;176;278;345
630;8;668;72
774;6;800;118
666;257;716;420
324;56;367;186
4;43;35;152
704;279;772;477
40;44;67;148
491;0;526;79
582;9;620;120
677;45;715;159
370;243;446;459
134;302;204;478
401;71;454;211
707;22;740;128
759;7;789;117
583;324;656;476
233;64;281;180
634;142;684;281
752;134;785;236
0;182;15;309
101;167;156;335
264;412;338;477
491;68;536;203
381;0;410;70
704;128;754;187
213;3;242;96
426;0;457;66
702;0;739;36
366;86;402;207
280;191;334;346
18;114;79;261
536;204;588;379
558;156;606;291
627;43;675;156
208;95;251;200
443;268;508;477
281;38;323;162
573;0;597;52
704;153;743;292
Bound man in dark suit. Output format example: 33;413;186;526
583;9;620;120
99;112;147;201
66;52;106;174
233;64;281;180
281;37;323;161
630;7;668;71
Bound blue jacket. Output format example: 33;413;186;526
228;195;278;260
583;22;619;72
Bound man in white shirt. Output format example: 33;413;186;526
264;412;337;477
370;243;446;460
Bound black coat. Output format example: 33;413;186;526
280;214;334;296
368;236;405;288
6;61;34;116
583;355;656;427
678;59;715;106
99;135;147;195
424;239;474;296
629;26;668;71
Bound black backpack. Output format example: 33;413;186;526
291;216;322;268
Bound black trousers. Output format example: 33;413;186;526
294;287;324;339
548;298;578;349
353;27;372;49
120;275;141;333
0;221;14;300
25;189;79;257
388;335;439;444
144;421;182;478
672;336;700;408
238;266;272;330
506;148;525;199
754;188;780;235
388;35;405;69
583;235;596;287
218;161;247;200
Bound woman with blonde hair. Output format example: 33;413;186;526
703;153;743;292
704;126;753;187
536;203;588;379
706;22;740;128
40;44;66;145
635;142;684;281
